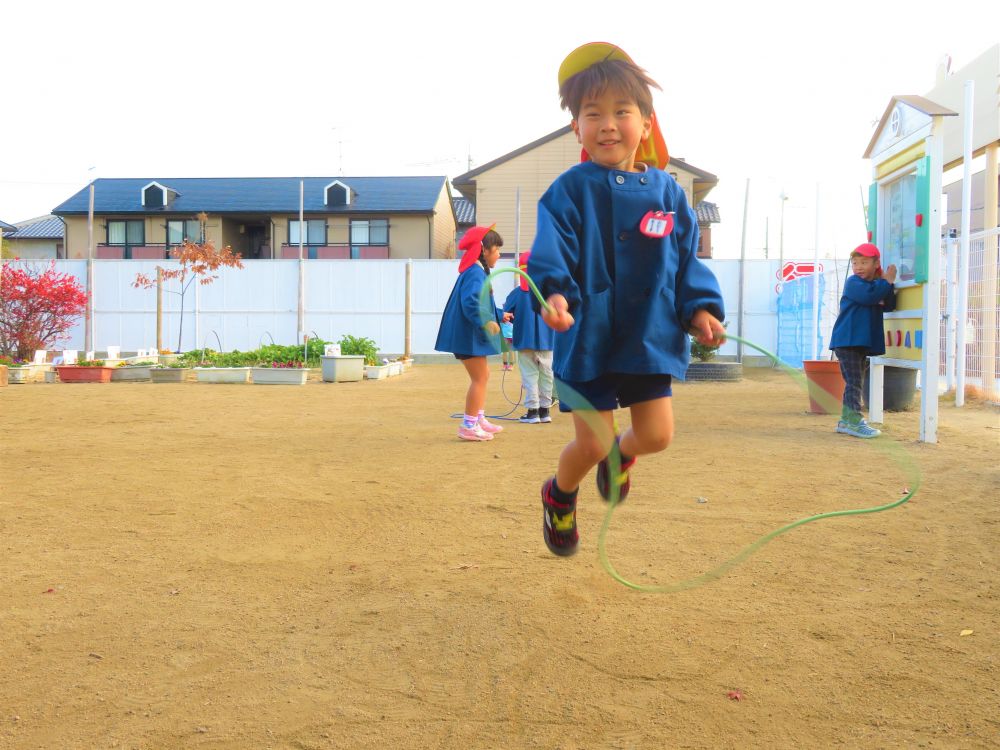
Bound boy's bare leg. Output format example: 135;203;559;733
619;396;674;458
556;410;615;492
461;357;490;416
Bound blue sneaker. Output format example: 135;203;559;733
836;419;879;439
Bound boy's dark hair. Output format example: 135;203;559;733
559;59;661;119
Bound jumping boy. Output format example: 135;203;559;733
829;242;897;438
528;42;726;556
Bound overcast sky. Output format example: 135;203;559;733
1;0;997;259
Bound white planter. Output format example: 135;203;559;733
388;361;403;376
321;355;364;383
193;367;251;384
251;367;308;385
7;367;31;384
150;367;191;383
365;364;390;380
111;365;153;382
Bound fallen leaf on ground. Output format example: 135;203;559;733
726;689;744;701
960;629;974;637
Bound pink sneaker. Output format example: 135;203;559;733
458;424;493;441
478;416;503;434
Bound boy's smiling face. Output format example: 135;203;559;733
572;87;652;172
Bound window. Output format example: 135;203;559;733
107;220;144;246
881;173;916;284
350;219;389;259
166;219;202;246
350;219;388;245
288;219;326;246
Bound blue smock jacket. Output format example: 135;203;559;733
502;287;555;352
434;262;503;356
527;161;725;381
828;274;896;355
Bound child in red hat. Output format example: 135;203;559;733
829;242;897;438
528;42;726;556
435;225;512;441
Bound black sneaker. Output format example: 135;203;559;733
541;478;578;556
596;437;636;504
538;407;552;423
519;408;540;424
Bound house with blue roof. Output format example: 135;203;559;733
1;216;65;259
51;176;458;261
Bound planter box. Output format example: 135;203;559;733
111;365;153;382
365;364;390;380
193;367;251;384
56;366;114;383
685;361;743;382
321;355;364;383
388;361;403;376
251;367;309;385
150;367;191;383
7;366;31;384
44;370;58;384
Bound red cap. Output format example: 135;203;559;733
518;251;531;291
457;224;496;273
558;42;669;170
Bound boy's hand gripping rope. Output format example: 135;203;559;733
482;266;921;593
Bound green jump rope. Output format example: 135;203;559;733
481;266;920;592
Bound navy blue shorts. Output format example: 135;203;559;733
556;372;672;413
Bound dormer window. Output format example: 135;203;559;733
324;180;351;206
141;181;177;208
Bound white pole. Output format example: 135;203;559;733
955;81;974;408
515;186;521;256
811;182;820;360
86;183;95;353
298;180;305;345
737;178;749;362
945;235;957;392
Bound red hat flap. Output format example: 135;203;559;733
457;224;496;273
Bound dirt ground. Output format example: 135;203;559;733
1;364;997;749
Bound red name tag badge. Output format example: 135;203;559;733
639;210;674;238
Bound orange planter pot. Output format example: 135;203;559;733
802;360;845;415
56;366;114;383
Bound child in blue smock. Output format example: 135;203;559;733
829;242;897;439
502;251;555;424
527;42;726;556
435;224;512;442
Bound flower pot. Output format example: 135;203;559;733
193;367;251;384
111;365;153;382
321;355;364;383
803;359;845;415
251;367;309;385
864;365;918;412
365;364;390;380
684;361;743;382
56;366;114;383
6;366;31;384
150;367;191;383
157;353;182;366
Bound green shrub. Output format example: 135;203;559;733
338;335;380;366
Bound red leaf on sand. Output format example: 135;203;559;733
43;588;55;593
727;689;743;701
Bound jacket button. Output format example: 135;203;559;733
639;177;648;184
615;175;625;184
618;232;629;241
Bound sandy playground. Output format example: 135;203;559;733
0;364;998;749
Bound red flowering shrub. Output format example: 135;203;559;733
0;261;88;359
